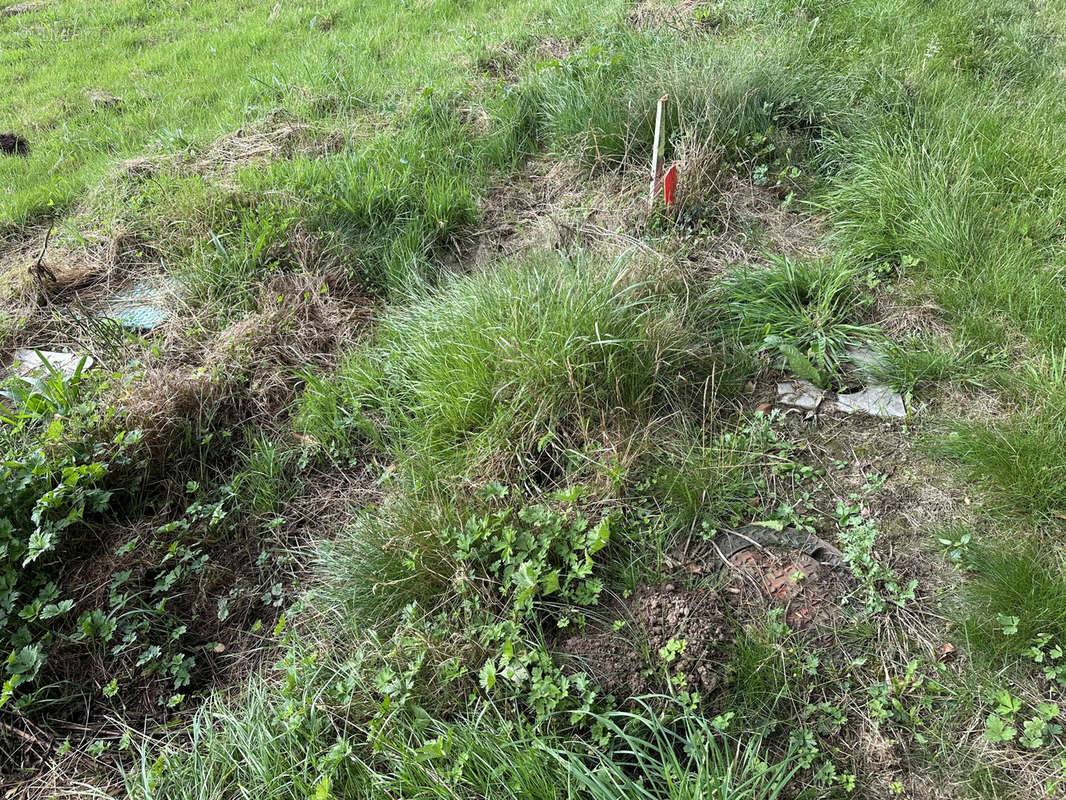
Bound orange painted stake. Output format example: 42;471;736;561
663;162;678;208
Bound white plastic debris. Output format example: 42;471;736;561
12;349;94;380
777;380;825;411
834;385;906;419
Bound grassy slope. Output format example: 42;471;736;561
4;0;1066;797
0;0;615;226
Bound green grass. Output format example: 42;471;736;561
303;250;750;488
126;681;801;800
862;336;987;397
961;542;1066;659
715;256;878;386
0;0;624;227
10;0;1066;795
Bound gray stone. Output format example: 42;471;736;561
834;385;906;419
845;344;885;372
777;380;825;411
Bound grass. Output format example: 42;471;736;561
862;336;987;397
0;0;625;226
961;542;1066;659
716;256;878;386
8;0;1066;796
303;250;750;489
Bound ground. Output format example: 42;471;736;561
3;0;1066;798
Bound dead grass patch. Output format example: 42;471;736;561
122;270;373;459
0;1;45;16
186;115;344;184
628;0;718;33
456;158;650;270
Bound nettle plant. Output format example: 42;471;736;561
366;484;614;730
1;363;140;707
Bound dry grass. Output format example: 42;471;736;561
121;271;373;459
186;116;345;185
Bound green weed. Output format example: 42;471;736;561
716;256;877;386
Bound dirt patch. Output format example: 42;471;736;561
561;531;847;699
0;132;30;156
561;583;732;698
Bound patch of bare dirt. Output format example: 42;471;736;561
561;582;732;698
0;132;30;156
560;531;848;699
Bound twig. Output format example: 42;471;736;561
31;225;57;303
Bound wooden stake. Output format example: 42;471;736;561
649;94;668;208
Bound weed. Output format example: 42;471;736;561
716;255;878;386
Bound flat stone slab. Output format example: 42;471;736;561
835;385;906;419
845;344;885;372
776;380;825;411
776;378;906;420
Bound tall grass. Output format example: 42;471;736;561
128;684;801;800
302;250;750;487
551;698;803;800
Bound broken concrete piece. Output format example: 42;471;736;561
777;380;825;411
12;349;94;380
845;344;885;373
835;385;906;419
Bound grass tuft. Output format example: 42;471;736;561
311;250;750;488
716;255;877;385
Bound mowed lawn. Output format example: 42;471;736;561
0;0;618;227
